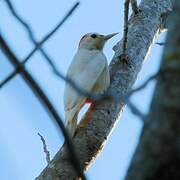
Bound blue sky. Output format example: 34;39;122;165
0;0;166;179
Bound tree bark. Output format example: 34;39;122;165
37;0;172;179
125;1;180;180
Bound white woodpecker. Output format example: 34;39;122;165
64;32;118;137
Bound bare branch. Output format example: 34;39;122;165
156;42;166;46
0;34;86;180
127;100;146;121
130;0;139;14
0;70;19;88
38;133;51;165
122;0;130;57
129;67;176;97
129;72;159;96
0;0;80;88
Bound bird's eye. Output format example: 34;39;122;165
91;34;97;38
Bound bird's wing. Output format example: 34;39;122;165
64;49;107;112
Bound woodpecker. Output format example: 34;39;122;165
64;32;118;137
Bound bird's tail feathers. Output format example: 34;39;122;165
65;100;85;137
65;107;78;138
66;115;77;138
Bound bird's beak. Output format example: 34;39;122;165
103;32;119;41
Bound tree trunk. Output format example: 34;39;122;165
125;1;180;180
37;0;172;179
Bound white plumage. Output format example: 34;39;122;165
63;32;118;137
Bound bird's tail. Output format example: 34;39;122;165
65;100;85;138
65;107;78;137
66;115;77;138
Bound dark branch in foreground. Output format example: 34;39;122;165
0;34;86;180
0;70;18;88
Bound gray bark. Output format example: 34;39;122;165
37;0;172;179
125;1;180;180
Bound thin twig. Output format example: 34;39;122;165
0;70;19;88
122;0;130;56
127;100;146;121
38;133;51;164
0;0;80;87
128;72;159;96
156;42;166;46
0;34;86;180
130;0;139;14
128;67;174;96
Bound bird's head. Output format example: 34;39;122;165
78;32;118;50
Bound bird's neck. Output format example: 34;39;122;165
79;42;104;51
78;47;103;52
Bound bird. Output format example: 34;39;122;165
63;32;118;137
